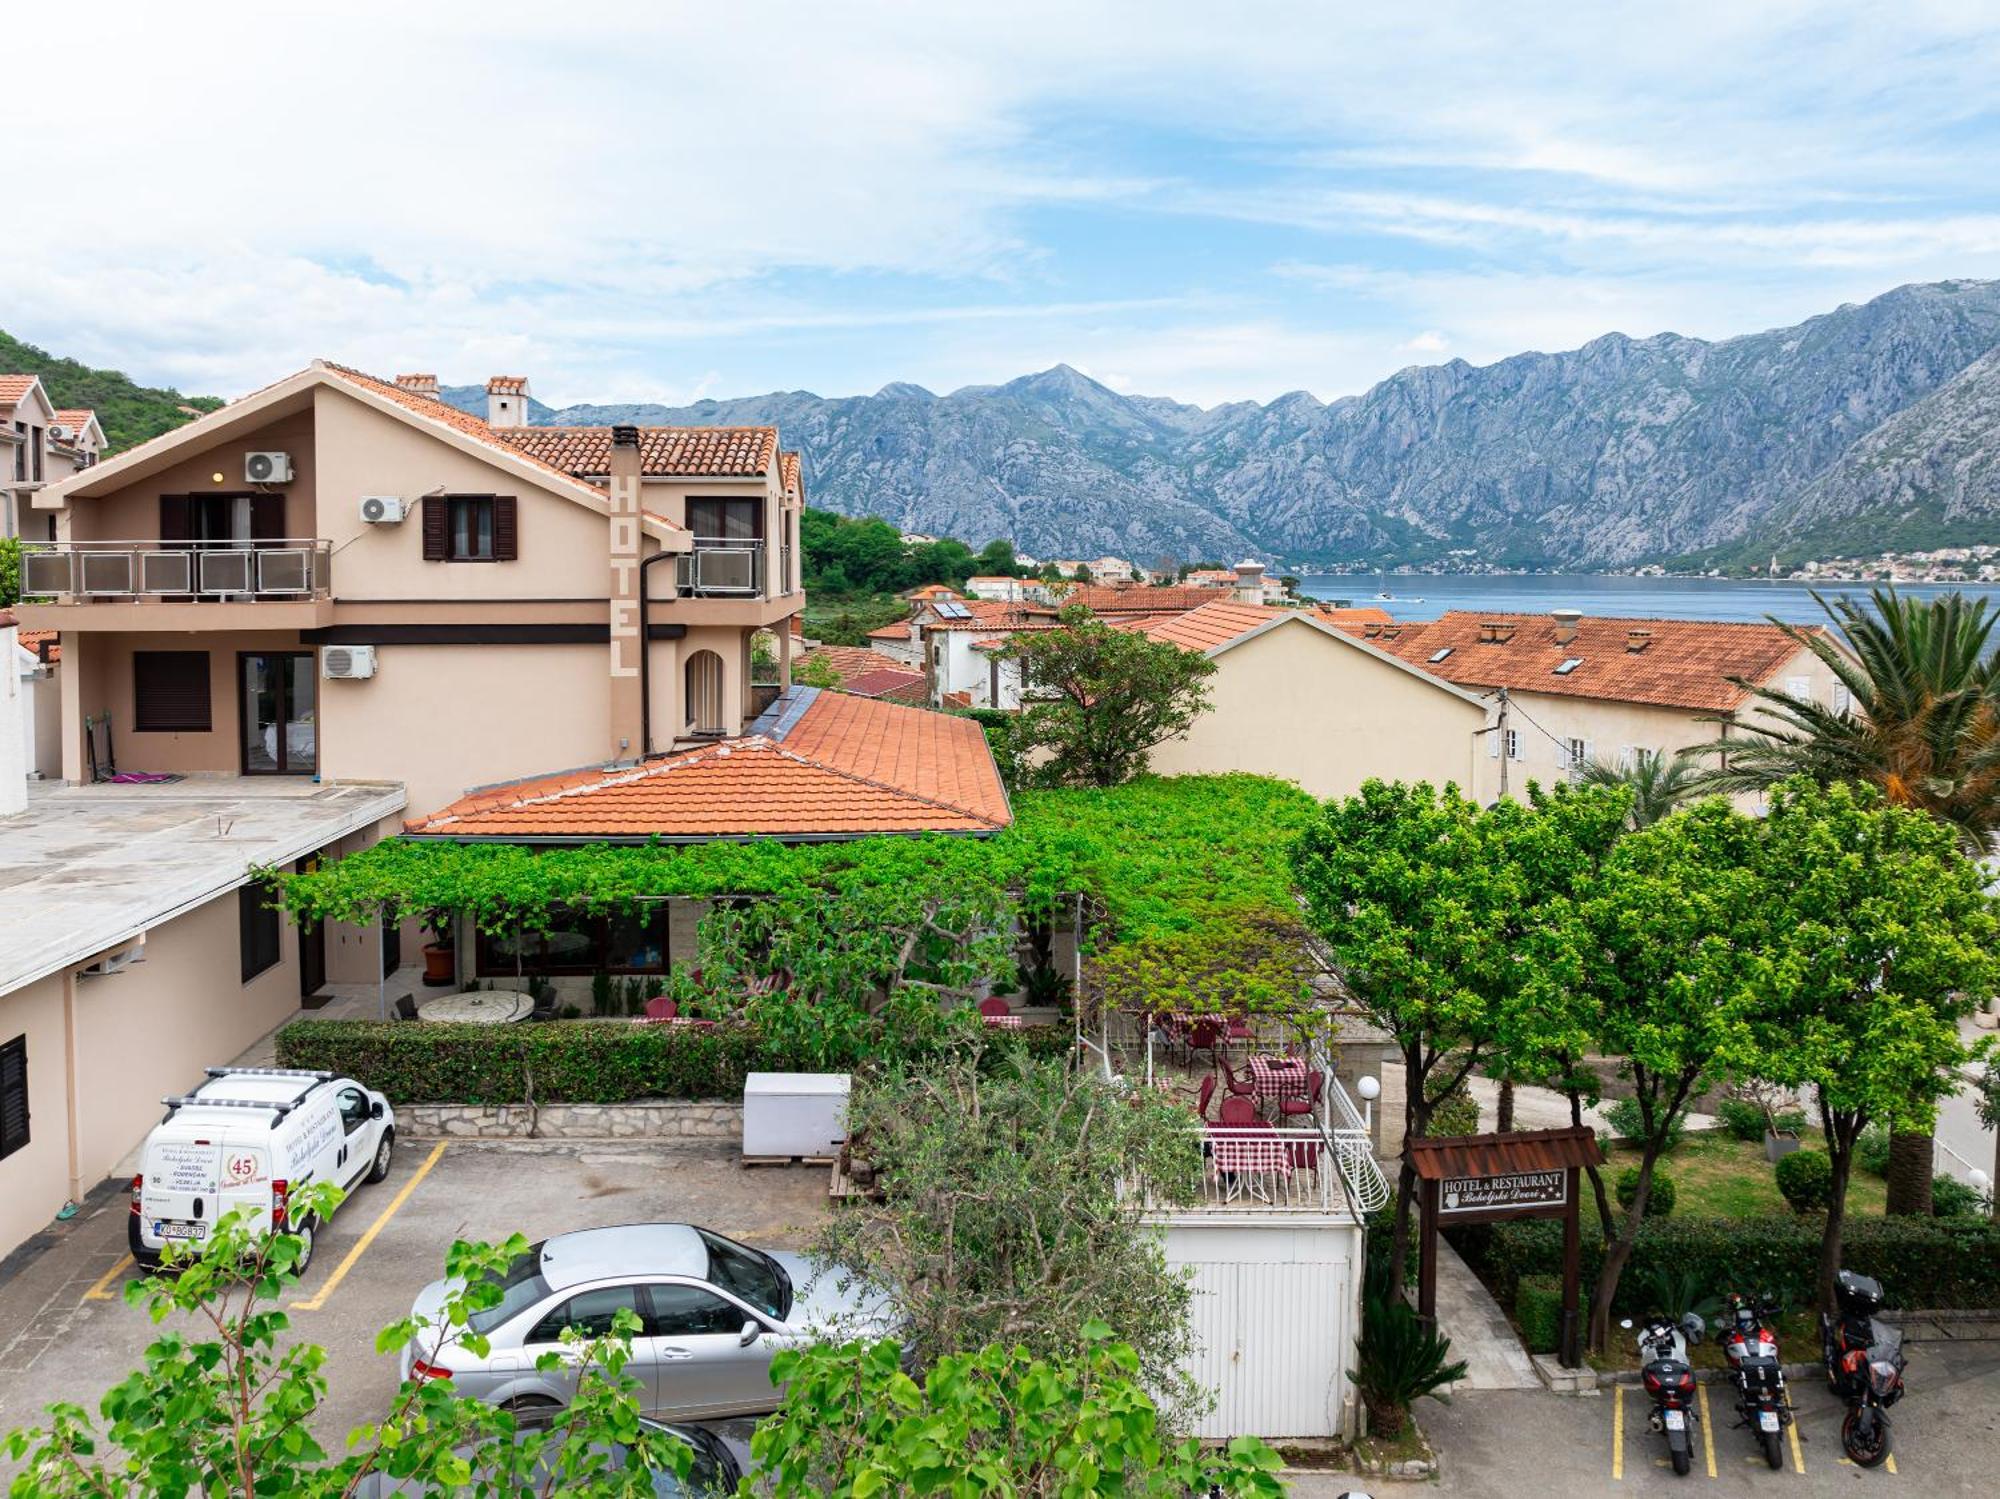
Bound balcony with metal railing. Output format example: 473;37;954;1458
673;538;798;600
11;539;335;631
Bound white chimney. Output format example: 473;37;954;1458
394;373;441;402
1551;607;1582;645
0;609;27;817
1233;559;1267;604
485;376;531;428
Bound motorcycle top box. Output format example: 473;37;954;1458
1642;1357;1695;1398
1835;1269;1886;1318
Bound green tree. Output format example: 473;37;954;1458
1576;748;1712;829
813;1054;1204;1403
1002;605;1215;787
1700;588;2000;1213
1570;799;1772;1348
0;535;20;609
973;537;1022;577
795;653;846;691
1;1183;690;1496
1740;778;1999;1309
747;1331;1284;1497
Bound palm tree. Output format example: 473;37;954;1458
1697;586;2000;1215
1576;748;1713;829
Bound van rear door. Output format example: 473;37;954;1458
141;1139;222;1243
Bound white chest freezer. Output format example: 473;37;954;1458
742;1072;851;1159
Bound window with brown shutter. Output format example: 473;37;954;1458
0;1035;27;1162
423;495;514;561
492;496;518;560
133;651;212;732
422;495;449;560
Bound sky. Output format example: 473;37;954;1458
6;1;2000;409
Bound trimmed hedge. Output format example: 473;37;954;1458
1451;1214;2000;1313
275;1019;1072;1105
1515;1275;1563;1354
1775;1149;1833;1213
1615;1165;1676;1218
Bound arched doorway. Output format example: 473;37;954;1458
684;649;725;734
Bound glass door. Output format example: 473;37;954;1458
240;652;317;775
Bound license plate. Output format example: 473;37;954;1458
1759;1411;1780;1431
156;1221;202;1240
1663;1409;1686;1430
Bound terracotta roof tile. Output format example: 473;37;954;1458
50;409;96;434
406;689;1006;839
867;619;913;641
13;628;58;662
797;644;914;681
0;375;42;404
486;376;529;394
1342;611;1827;712
496;426;777;478
1056;585;1230;614
841;667;929;703
779;450;803;502
1126;599;1284;652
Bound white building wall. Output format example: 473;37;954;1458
1158;1218;1364;1441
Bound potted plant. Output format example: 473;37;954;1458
420;910;457;987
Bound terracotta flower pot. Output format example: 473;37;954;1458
421;941;456;987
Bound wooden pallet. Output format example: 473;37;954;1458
828;1156;884;1202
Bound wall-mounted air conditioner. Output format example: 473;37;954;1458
359;496;407;524
245;451;294;484
321;644;378;680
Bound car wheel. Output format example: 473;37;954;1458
292;1219;315;1275
366;1129;395;1184
502;1395;564;1424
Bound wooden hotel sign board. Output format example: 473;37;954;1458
1408;1126;1604;1368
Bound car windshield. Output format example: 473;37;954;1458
699;1229;790;1320
467;1241;554;1334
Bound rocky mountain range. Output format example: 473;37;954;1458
444;279;2000;569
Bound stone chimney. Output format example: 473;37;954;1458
606;425;644;762
0;609;25;817
1626;628;1653;653
1551;607;1582;645
394;373;440;402
486;376;531;428
1233;559;1267;604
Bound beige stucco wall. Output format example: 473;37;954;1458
69;892;301;1190
69;409;319;543
1147;621;1487;800
67;629;311;778
0;974;73;1259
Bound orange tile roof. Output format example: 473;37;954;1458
1345;611;1826;712
50;409;96;434
0;375;41;405
842;668;929;703
795;644;924;693
1128;599;1286;652
779;450;803;502
486;376;529;394
1314;604;1392;626
406;688;1006;840
1056;585;1229;614
867;619;913;641
496;425;778;478
13;628;58;662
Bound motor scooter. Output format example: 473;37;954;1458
1623;1311;1705;1477
1717;1291;1790;1469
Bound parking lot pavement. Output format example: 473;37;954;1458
1420;1339;2000;1497
0;1138;832;1452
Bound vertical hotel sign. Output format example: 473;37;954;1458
608;467;641;680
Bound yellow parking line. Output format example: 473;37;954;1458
1696;1382;1717;1477
1612;1382;1624;1480
289;1142;445;1312
1885;1452;1897;1474
1786;1404;1806;1474
82;1253;133;1302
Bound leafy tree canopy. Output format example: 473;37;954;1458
0;328;222;452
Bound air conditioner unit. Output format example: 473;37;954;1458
80;939;146;978
321;644;378;680
359;495;407;524
245;451;294;484
47;423;69;441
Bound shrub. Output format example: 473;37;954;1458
1615;1165;1676;1217
1424;1076;1479;1139
1514;1275;1564;1354
1931;1174;1989;1219
275;1017;1071;1104
1717;1086;1807;1144
1603;1095;1684;1149
1715;1097;1767;1144
1774;1149;1833;1214
1469;1214;2000;1313
1855;1125;1892;1179
1350;1280;1468;1438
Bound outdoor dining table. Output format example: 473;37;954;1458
1243;1054;1312;1105
417;989;533;1024
982;1013;1025;1029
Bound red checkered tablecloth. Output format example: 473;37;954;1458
1209;1129;1294;1176
983;1013;1025;1029
1244;1056;1311;1103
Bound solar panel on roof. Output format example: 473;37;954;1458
1554;657;1584;675
934;601;970;619
1428;647;1453;663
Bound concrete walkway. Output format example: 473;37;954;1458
1431;1235;1541;1392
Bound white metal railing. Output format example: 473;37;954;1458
1142;1120;1386;1218
20;539;331;600
676;537;766;596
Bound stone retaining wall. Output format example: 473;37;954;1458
399;1101;741;1141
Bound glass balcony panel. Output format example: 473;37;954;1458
78;551;136;594
21;550;74;594
198;549;254;593
140;551;194;593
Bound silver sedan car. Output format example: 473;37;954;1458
400;1223;893;1421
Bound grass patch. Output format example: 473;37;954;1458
1605;1132;1886;1219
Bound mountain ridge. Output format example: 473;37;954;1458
432;278;2000;569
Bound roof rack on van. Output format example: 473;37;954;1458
160;1095;298;1127
203;1067;335;1083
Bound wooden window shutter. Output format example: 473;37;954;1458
422;496;448;560
492;497;518;561
0;1035;28;1160
158;495;191;543
250;493;285;542
132;651;212;732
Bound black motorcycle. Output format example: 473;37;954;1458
1821;1269;1905;1468
1717;1290;1790;1469
1625;1311;1705;1477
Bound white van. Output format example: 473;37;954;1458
128;1066;396;1272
